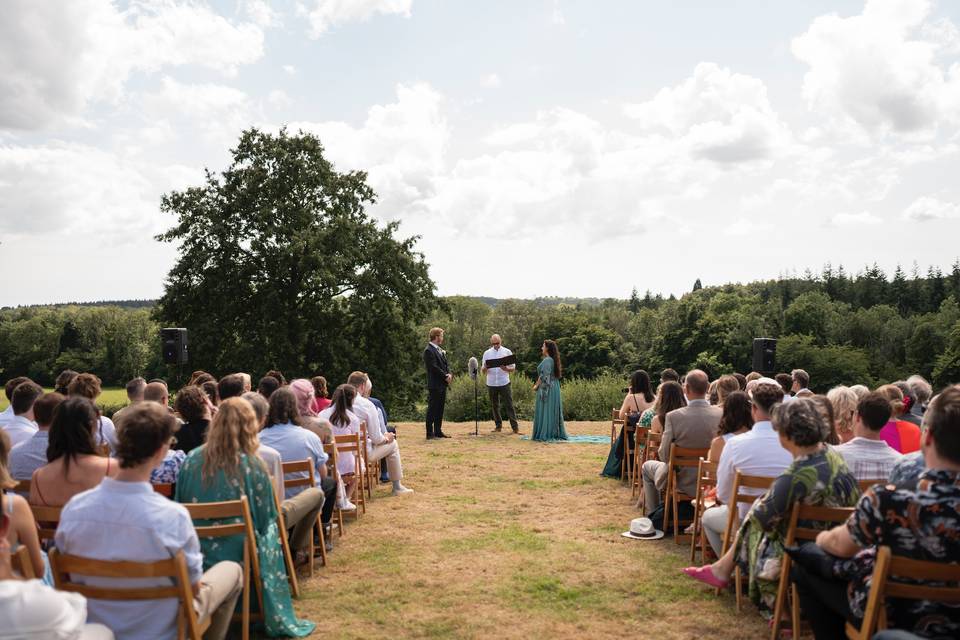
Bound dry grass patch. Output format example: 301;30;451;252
293;420;768;639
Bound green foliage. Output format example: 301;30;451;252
933;320;960;387
776;334;874;391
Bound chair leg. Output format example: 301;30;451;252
790;584;800;638
689;500;701;563
735;566;743;613
315;517;328;567
277;513;300;599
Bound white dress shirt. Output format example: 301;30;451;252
352;394;387;449
318;406;361;476
94;416;118;454
9;430;49;480
2;414;38;448
0;579;109;640
257;422;329;499
256;444;285;502
481;346;516;387
0;405;13;427
716;421;794;520
55;478;203;640
835;437;903;481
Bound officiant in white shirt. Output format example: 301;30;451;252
481;334;520;434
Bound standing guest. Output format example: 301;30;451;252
258;388;337;549
835;392;903;481
602;370;655;479
775;373;794;402
641;370;719;516
175;398;316;637
683;399;860;612
348;372;413;496
110;377;146;428
906;374;932;418
794;386;960;639
423;327;452;440
893;380;922;427
532;340;567;442
217;374;246;402
172;385;210;454
241;391;285;503
9;392;64;481
67;373;118;453
29;397;118;507
56;402;243;640
319;385;362;509
2;431;48;582
826;385;859;443
648;381;687;435
2;381;42;448
0;377;32;428
258;375;281;399
876;384;922;453
481;334;520;434
310;376;331;413
53;370;79;396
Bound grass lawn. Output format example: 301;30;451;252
293;419;767;639
0;387;128;412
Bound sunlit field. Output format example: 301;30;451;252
0;387;128;412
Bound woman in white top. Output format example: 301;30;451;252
707;391;754;462
318;385;361;507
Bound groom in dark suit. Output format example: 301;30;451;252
423;326;452;439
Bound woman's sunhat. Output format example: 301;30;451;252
621;517;664;540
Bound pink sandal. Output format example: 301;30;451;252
682;565;729;589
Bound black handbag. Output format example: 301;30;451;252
626;395;642;427
783;542;854;580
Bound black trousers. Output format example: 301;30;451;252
426;387;446;437
791;562;858;640
488;383;519;430
319;475;337;525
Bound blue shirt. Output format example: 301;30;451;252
257;422;329;499
8;429;49;481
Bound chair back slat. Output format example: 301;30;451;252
14;479;30;496
669;445;710;468
31;504;63;542
281;459;316;488
152;483;174;497
890;555;960;584
858;479;887;492
11;546;35;579
183;499;251;541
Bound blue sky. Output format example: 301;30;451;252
2;0;960;306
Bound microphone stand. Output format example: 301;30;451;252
474;372;479;437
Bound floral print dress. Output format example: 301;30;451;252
175;448;315;637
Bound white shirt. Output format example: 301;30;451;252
319;406;361;476
55;478;203;640
716;421;794;520
94;416;118;454
0;405;13;427
257;444;285;503
835;437;903;481
2;414;38;448
482;346;516;387
0;579;103;640
352;394;387;449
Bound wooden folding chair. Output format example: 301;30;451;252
183;496;261;640
359;421;374;500
610;408;623;443
13;478;30;496
11;546;36;579
322;442;346;538
690;458;719;564
663;444;710;544
272;490;300;599
644;432;662;463
632;426;651;498
50;548;210;640
30;504;62;545
334;432;366;516
280;459;329;572
770;502;855;639
845;546;960;640
718;471;777;609
621;424;636;484
858;478;886;493
153;482;174;498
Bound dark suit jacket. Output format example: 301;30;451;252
423;343;450;390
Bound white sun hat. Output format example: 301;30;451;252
621;517;664;540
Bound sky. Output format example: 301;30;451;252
1;0;960;306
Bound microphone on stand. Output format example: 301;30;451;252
468;357;479;436
468;357;479;380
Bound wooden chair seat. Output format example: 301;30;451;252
334;432;366;516
664;445;710;544
632;426;650;498
690;458;719;564
281;459;329;573
11;546;36;579
30;504;63;544
719;470;777;609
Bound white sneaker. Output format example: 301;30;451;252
392;486;414;496
339;500;357;511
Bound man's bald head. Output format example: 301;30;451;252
684;370;710;398
143;381;169;405
490;334;502;347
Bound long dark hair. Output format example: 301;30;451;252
543;340;562;378
629;370;654;403
47;396;99;474
329;384;356;428
718;391;753;436
266;387;300;427
655;381;687;426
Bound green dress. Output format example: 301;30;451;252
175;448;316;638
532;356;567;441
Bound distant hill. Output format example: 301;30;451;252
2;299;157;311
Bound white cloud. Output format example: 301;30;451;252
828;211;883;226
792;0;960;136
242;0;280;27
481;73;502;89
551;0;566;25
268;89;293;110
623;62;793;164
902;195;960;221
300;0;413;38
0;0;265;130
282;65;297;76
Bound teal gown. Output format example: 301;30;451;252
175;448;316;638
532;356;567;441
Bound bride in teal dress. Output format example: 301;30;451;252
532;340;568;441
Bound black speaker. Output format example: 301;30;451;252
161;328;188;365
752;338;776;373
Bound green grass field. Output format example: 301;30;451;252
0;387;128;412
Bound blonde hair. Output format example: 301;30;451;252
826;386;858;440
0;431;15;490
876;384;906;417
716;375;740;405
429;327;444;341
202;397;263;483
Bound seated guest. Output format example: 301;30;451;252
602;370;655;480
906;374;932;418
684;399;860;612
258;388;337;550
889;450;926;490
175;398;316;637
826;385;858;443
56;402;243;640
241;392;285;502
0;490;115;639
809;395;841;445
30;397;118;507
876;384;922;453
648;381;687;435
702;384;791;556
53;369;78;396
367;384;395;484
9;392;64;481
2;381;42;448
893;380;922;427
661;368;680;384
1;431;48;582
188;370;212;385
258;375;280;399
715;375;740;406
707;390;754;463
348;371;413;496
217;373;245;402
795;386;960;639
311;376;331;413
200;381;220;409
289;378;333;442
733;373;747;390
265;370;287;386
319;385;362;510
67;373;118;453
239;373;252;393
110;377;146;428
641;371;717;516
849;384;870;400
149;446;186;486
172;385;210;454
745;371;762;384
791;369;811;396
775;373;794;402
0;376;31;427
835;392;903;481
